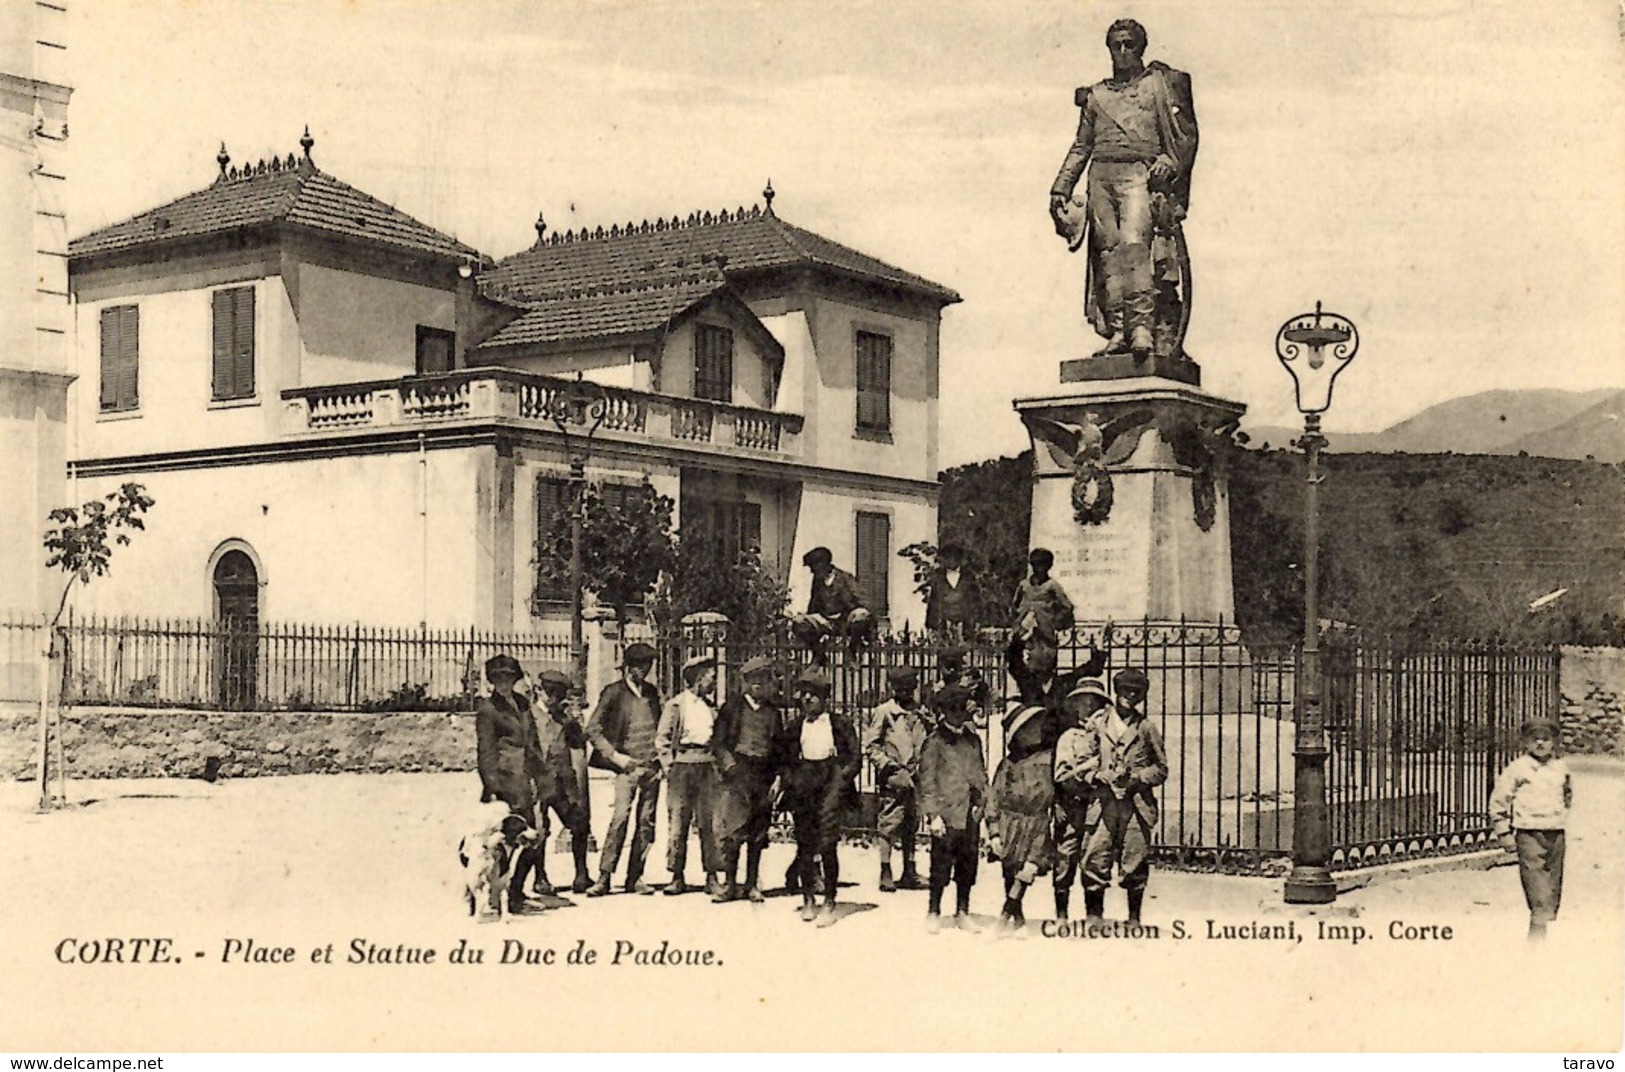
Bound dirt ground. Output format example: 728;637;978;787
2;759;1620;1052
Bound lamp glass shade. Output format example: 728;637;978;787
1275;309;1360;414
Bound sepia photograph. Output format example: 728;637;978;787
1;0;1621;1056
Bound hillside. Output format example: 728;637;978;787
1244;387;1621;460
1503;389;1625;462
933;448;1624;645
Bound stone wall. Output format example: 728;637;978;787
1559;647;1624;757
0;704;476;780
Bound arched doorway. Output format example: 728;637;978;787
213;549;259;709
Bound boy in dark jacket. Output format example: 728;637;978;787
918;684;989;933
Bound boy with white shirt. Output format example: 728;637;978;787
656;654;723;896
1489;718;1573;939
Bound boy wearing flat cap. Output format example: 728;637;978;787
918;683;989;933
528;669;593;895
865;665;930;892
784;669;860;926
712;654;790;903
1052;676;1112;921
1490;717;1573;939
584;641;663;897
790;546;875;663
474;653;545;912
655;653;725;896
1080;667;1167;924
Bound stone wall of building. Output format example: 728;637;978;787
1559;647;1624;757
0;704;476;781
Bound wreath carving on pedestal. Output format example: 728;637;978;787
1071;455;1115;526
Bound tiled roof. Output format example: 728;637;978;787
69;153;481;263
480;204;960;305
478;274;730;350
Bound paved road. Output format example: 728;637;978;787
2;759;1619;1051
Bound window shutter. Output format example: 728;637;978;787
212;287;255;401
535;476;570;601
99;305;140;412
694;325;734;402
211;290;233;401
739;501;762;557
99;307;118;411
855;511;891;616
232;287;256;399
117;305;139;410
856;331;892;432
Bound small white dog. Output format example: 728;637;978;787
457;801;538;920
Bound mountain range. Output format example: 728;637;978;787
1243;388;1625;462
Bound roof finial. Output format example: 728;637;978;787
534;211;547;245
300;124;315;162
762;178;776;215
217;142;231;179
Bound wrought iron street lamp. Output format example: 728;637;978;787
1275;302;1359;904
546;373;608;853
545;372;610;705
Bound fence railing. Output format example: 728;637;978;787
0;613;573;712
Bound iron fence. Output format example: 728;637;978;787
636;620;1560;871
0;613;573;712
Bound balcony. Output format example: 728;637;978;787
280;369;805;459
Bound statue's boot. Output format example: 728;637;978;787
1125;288;1156;359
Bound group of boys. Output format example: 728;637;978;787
479;641;880;926
867;658;1165;934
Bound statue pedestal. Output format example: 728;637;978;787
1014;376;1245;623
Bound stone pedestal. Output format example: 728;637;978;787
1016;374;1281;839
1014;376;1245;624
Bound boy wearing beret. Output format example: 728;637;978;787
527;669;594;895
712;655;789;903
584;642;663;896
1052;677;1111;921
865;665;930;892
1080;667;1167;924
918;684;989;933
784;669;860;926
1489;717;1573;939
473;653;545;912
656;653;725;896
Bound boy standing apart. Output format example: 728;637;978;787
865;666;930;892
1489;717;1573;940
918;684;989;933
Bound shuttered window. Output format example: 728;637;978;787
855;510;891;617
98;304;139;413
211;286;256;401
535;476;572;601
416;326;455;375
683;497;763;567
694;324;733;403
855;330;892;433
536;476;656;602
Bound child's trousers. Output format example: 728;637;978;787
928;826;979;914
1515;828;1565;924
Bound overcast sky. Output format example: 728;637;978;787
64;0;1625;467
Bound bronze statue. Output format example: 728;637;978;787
1050;19;1198;362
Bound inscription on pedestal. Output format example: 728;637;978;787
1030;475;1150;622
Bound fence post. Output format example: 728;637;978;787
582;607;620;707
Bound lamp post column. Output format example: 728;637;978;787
1285;411;1336;903
1275;303;1358;905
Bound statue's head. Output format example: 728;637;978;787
1105;18;1148;71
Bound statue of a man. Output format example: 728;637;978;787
1049;19;1198;362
